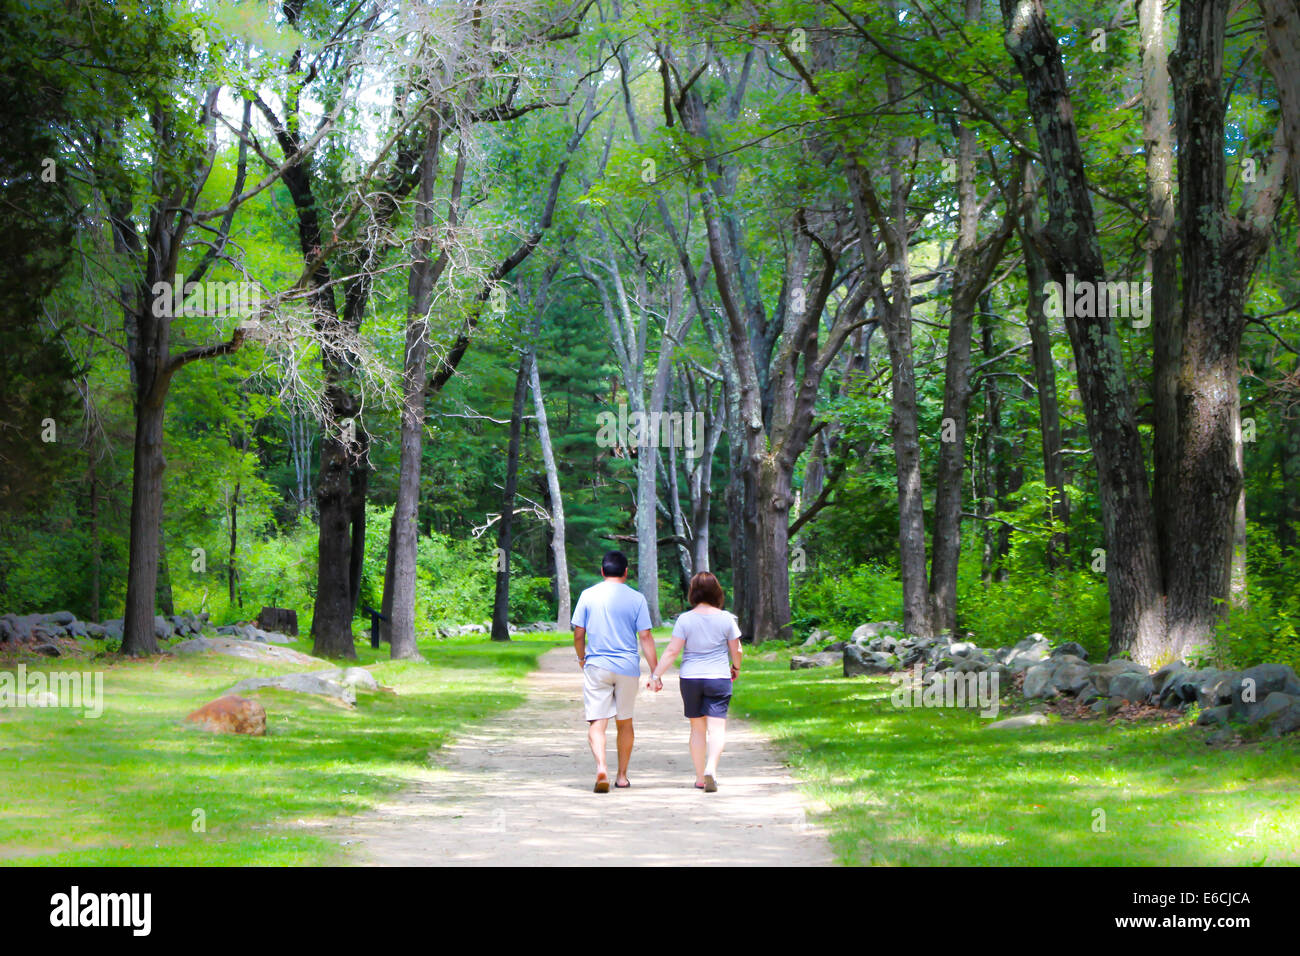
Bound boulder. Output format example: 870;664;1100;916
1109;671;1155;704
1050;661;1093;695
1005;637;1051;672
173;636;328;668
153;616;175;640
186;695;266;735
1195;671;1240;709
33;642;62;657
1151;661;1188;697
1077;682;1102;705
1087;660;1148;696
1238;663;1300;701
985;713;1049;730
84;623;106;639
799;629;829;648
1023;661;1058;700
843;645;893;677
1162;667;1215;705
6;614;41;642
1245;691;1299;726
791;652;842;670
228;673;356;706
46;610;76;626
1050;641;1089;661
1266;701;1300;737
1197;704;1232;727
312;667;381;691
949;642;977;658
850;622;900;643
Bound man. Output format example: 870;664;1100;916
572;550;661;792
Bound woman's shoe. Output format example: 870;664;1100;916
703;774;717;793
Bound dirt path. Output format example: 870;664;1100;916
333;647;833;866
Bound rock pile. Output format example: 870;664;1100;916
433;620;559;638
793;623;1300;737
0;610;213;650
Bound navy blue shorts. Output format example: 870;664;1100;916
680;677;732;718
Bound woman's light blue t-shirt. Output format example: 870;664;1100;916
673;608;741;679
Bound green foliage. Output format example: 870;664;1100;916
791;564;905;639
1209;525;1300;672
955;558;1110;662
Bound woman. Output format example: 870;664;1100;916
649;572;743;792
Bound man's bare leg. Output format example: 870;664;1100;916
588;718;609;790
615;718;634;786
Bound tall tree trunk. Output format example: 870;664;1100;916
1166;0;1286;659
491;352;533;642
928;97;1015;633
122;388;166;656
1231;408;1248;609
228;480;239;605
389;125;454;660
530;355;570;628
156;509;174;616
1281;411;1300;554
88;455;101;622
633;410;662;625
1138;0;1182;586
379;512;396;644
1000;0;1166;662
855;107;933;637
979;305;1005;582
312;406;358;657
348;442;368;615
1260;0;1300;214
1020;176;1069;567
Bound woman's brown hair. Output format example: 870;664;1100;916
687;571;726;609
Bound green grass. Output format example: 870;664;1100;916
0;632;567;865
734;646;1300;866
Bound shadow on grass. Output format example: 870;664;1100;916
0;637;553;865
735;657;1300;866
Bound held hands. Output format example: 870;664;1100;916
646;673;663;692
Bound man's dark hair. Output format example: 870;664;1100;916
601;550;629;578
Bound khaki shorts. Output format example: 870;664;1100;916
583;665;640;721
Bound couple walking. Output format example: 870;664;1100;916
572;551;743;793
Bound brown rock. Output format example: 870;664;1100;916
186;695;267;735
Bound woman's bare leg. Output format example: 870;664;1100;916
689;717;707;785
704;716;727;777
